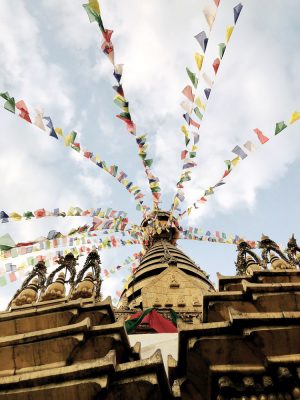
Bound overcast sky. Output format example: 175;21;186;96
0;0;299;309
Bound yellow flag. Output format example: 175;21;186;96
226;26;234;43
195;53;204;71
289;111;300;124
195;97;206;111
173;197;180;208
55;127;63;136
89;0;100;15
187;207;193;215
181;125;189;137
9;212;22;221
192;145;198;151
231;156;241;166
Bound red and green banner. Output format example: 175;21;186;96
125;308;177;334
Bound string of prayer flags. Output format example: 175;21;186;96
232;145;248;160
253;128;269;144
289;111;300;124
275;121;287;135
195;31;208;53
178;111;300;220
1;91;148;213
83;1;160;210
0;92;15;113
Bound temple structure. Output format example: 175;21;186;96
1;211;300;399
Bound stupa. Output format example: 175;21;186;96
1;213;300;399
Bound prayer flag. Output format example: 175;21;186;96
204;88;211;99
182;85;195;102
180;100;193;114
186;68;198;89
226;26;234;43
244;140;256;152
219;43;226;59
194;107;203;121
213;58;220;74
195;53;204;71
233;3;243;24
194;31;208;53
253;128;269;144
232;145;248;160
275;121;287;135
195;97;206;111
203;5;216;29
289;111;300;124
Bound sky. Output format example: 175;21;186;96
0;0;299;309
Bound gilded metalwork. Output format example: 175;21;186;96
7;260;47;310
286;234;300;268
235;239;262;275
74;251;102;300
160;240;178;266
258;234;291;269
45;253;78;293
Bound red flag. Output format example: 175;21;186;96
213;58;220;74
34;208;46;218
16;100;32;123
214;0;220;6
102;29;113;42
190;117;200;129
253;128;269;144
182;85;195;102
181;150;188;160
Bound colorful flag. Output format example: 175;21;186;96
232;145;248;160
186;68;198;89
195;53;204;71
213;58;220;74
233;3;243;24
182;85;195;102
289;111;300;124
219;43;226;59
194;31;208;53
226;26;234;43
275;121;287;135
253;128;269;144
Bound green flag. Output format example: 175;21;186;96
0;233;16;250
219;43;226;59
275;121;287;135
186;67;198;89
144;159;153;167
194;107;203;121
